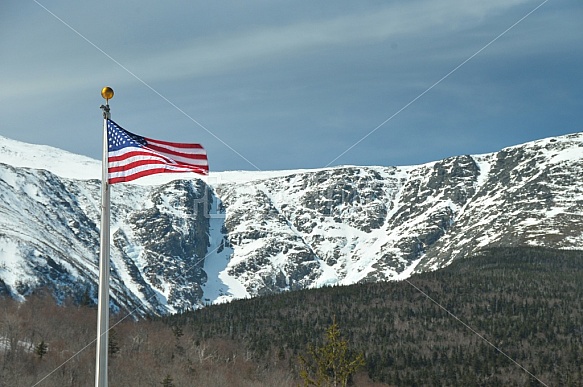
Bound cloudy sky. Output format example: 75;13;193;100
1;0;581;172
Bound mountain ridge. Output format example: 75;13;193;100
0;131;581;314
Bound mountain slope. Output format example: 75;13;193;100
0;132;582;314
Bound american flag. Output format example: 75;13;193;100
107;119;208;184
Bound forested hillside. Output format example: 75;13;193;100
2;247;583;386
169;246;583;386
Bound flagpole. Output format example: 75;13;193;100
96;87;114;387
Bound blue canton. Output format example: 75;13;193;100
107;120;147;152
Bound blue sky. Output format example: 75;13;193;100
1;0;581;172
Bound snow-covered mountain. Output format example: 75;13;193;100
0;132;582;315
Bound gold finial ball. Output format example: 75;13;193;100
101;86;114;101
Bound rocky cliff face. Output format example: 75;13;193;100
0;167;211;315
211;133;583;296
420;134;583;270
0;132;582;315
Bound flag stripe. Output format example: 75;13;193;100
109;162;207;178
109;149;209;167
109;155;208;174
109;167;207;184
109;157;207;177
146;140;207;156
142;144;208;164
109;149;175;165
145;137;206;150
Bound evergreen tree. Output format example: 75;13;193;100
160;374;174;387
172;324;184;339
108;328;120;357
79;286;93;307
35;340;48;359
299;318;365;387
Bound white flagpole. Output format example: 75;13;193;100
96;87;114;387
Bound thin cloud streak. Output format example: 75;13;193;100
93;0;534;84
